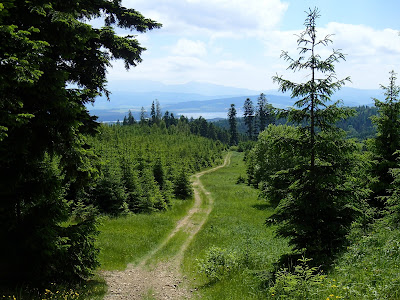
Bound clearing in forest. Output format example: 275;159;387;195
102;153;232;300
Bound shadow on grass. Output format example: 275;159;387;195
193;278;220;291
0;276;107;300
83;276;108;299
251;203;271;211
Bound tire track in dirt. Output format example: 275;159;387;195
102;153;231;300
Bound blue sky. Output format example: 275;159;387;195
104;0;400;92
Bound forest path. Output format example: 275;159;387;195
102;153;231;300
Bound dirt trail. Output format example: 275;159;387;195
102;153;231;300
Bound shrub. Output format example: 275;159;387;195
198;247;240;282
174;168;193;199
54;218;100;282
269;257;328;299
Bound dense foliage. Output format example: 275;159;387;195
0;0;160;283
124;103;231;144
82;124;224;215
246;125;301;191
369;71;400;209
246;71;400;298
248;8;368;264
336;105;377;139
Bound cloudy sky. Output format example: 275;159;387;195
105;0;400;92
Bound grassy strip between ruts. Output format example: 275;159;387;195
97;197;195;271
182;151;290;299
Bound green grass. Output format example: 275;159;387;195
147;230;190;265
0;197;194;300
327;221;400;299
182;151;290;299
142;288;157;300
97;197;195;270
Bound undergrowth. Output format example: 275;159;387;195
268;220;400;299
0;276;106;300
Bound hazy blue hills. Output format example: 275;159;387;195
88;80;383;122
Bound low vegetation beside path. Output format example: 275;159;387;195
182;151;290;299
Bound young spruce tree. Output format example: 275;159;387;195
269;8;364;263
370;71;400;209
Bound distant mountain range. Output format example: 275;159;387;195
87;80;383;122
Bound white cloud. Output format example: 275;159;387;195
262;29;300;58
216;60;249;70
262;23;400;89
325;23;400;63
107;54;266;90
107;2;400;92
171;39;207;57
123;0;288;38
323;24;400;88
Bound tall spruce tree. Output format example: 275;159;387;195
228;103;238;145
243;98;255;140
370;71;400;208
256;93;271;133
155;99;162;124
127;109;135;125
269;8;364;263
150;100;156;125
0;0;161;282
140;106;147;125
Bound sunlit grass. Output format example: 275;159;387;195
182;151;290;299
97;197;195;270
142;288;157;300
327;221;400;299
147;230;189;265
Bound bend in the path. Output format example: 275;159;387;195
173;152;231;263
137;152;231;268
103;152;231;300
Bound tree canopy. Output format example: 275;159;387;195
369;71;400;208
0;0;161;283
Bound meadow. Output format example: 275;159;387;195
94;151;400;299
182;151;290;299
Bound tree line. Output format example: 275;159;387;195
220;101;377;143
120;99;232;144
225;98;273;146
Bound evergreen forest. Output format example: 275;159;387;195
1;2;400;300
86;123;225;215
